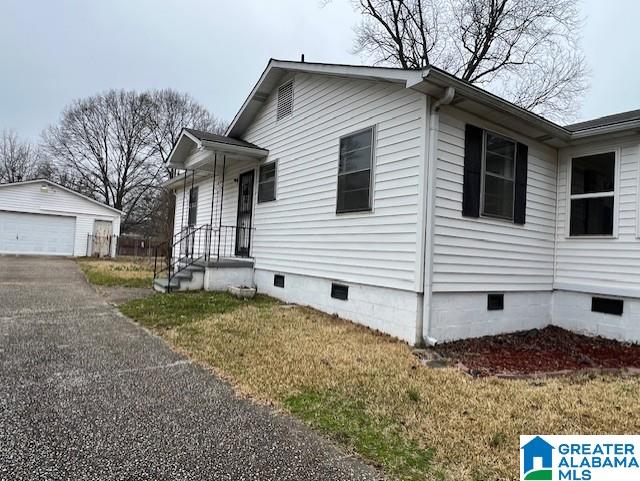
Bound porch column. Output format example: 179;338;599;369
216;155;226;261
207;153;218;261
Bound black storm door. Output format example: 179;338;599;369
235;170;254;257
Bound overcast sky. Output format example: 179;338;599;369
1;0;639;141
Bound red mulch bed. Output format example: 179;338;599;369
436;326;640;377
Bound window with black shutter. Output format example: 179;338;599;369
188;186;198;226
482;132;516;220
463;124;528;225
258;161;277;203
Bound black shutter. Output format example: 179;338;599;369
462;124;483;217
514;142;528;225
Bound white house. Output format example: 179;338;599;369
0;179;122;257
158;59;640;346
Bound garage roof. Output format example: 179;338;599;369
0;179;123;215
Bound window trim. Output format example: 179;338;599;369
565;147;620;239
336;125;376;215
276;80;294;121
257;160;277;204
480;129;517;221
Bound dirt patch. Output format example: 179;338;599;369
436;326;640;377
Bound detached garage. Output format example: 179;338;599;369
0;180;121;257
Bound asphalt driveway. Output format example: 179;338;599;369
0;256;379;480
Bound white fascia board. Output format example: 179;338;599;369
166;130;199;169
226;59;420;138
199;140;268;158
268;60;416;83
422;68;572;142
569;120;640;139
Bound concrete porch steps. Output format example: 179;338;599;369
153;264;205;293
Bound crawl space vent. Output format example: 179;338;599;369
274;274;285;288
591;297;623;316
276;81;293;120
487;293;504;311
331;283;348;301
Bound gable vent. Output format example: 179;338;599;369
276;81;293;120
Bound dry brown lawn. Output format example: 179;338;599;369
77;257;154;288
121;293;640;481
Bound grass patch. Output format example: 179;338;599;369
77;257;154;288
407;388;421;403
285;389;434;480
488;431;507;449
120;293;640;480
120;291;274;329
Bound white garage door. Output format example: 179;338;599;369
0;211;76;256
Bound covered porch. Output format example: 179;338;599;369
154;128;268;292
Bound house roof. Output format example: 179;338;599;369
0;179;123;215
226;59;639;147
165;128;268;172
565;109;640;132
183;128;264;150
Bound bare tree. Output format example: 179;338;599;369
0;130;40;183
149;89;225;168
146;89;226;240
43;88;223;235
349;0;588;120
43;90;160;230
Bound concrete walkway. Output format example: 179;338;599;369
0;256;379;480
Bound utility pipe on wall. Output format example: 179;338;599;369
417;86;455;346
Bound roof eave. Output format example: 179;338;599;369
0;179;123;215
569;120;640;139
226;59;419;138
421;68;572;142
199;139;268;158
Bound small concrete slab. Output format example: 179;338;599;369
228;285;257;299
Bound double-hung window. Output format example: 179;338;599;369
482;132;516;220
188;186;198;226
569;152;616;236
337;127;374;213
258;161;277;203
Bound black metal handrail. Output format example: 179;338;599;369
152;223;256;291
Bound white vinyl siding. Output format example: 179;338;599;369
432;106;557;292
555;136;640;296
240;73;426;291
173;158;258;258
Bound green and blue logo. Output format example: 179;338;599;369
521;436;554;480
520;435;640;481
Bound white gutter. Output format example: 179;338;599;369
569;120;640;139
417;86;455;346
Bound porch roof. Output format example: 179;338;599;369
166;127;268;172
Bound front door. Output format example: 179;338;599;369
235;170;254;257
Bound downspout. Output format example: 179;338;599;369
418;86;455;346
